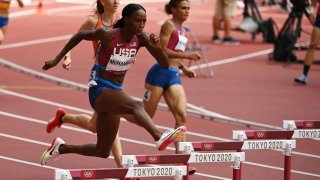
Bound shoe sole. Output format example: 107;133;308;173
158;127;186;151
40;137;60;165
294;79;307;84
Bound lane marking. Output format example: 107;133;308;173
1;126;319;178
0;155;59;170
0;35;71;49
1;98;320;160
0;58;282;130
0;132;226;179
0;85;72;90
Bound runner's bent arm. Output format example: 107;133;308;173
160;21;200;61
43;28;110;70
138;31;169;69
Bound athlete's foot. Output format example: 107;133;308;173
40;137;65;165
156;126;186;151
46;108;65;133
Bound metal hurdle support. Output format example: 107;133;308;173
232;130;297;180
177;142;246;180
122;152;245;180
183;25;214;78
55;165;187;180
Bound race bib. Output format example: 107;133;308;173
175;34;188;52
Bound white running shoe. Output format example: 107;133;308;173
156;126;186;151
40;137;65;166
294;74;308;84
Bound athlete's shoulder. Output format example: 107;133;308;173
78;15;98;31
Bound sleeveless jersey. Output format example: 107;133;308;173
97;28;141;75
166;21;188;52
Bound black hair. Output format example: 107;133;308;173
164;0;188;14
114;3;146;28
97;0;104;14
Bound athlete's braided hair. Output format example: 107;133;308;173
114;3;146;28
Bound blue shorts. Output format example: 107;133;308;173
145;63;181;90
315;13;320;28
0;16;9;28
88;65;122;110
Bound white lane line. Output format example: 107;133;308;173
0;132;225;179
1;58;283;130
1;119;320;178
0;155;60;170
0;35;71;49
1;89;320;159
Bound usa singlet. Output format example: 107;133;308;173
97;28;140;75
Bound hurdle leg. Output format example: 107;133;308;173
284;141;292;180
232;153;242;180
235;149;242;180
55;169;72;180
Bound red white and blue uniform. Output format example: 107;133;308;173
145;21;188;90
89;28;141;109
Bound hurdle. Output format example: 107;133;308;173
55;165;187;180
122;152;245;180
178;141;246;180
178;139;294;180
283;120;320;130
232;130;297;180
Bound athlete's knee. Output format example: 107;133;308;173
95;149;110;158
87;116;97;133
88;122;97;133
175;111;187;125
132;100;144;111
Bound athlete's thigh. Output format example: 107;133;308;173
95;88;140;115
143;83;164;118
95;112;120;151
163;84;187;112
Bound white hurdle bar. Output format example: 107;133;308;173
127;148;245;180
232;130;297;180
283;120;320;130
122;152;245;166
55;165;187;180
122;152;244;180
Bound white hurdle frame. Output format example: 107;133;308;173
121;152;244;180
55;165;187;180
177;142;246;180
233;130;297;180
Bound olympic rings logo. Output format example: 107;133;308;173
305;121;314;128
202;143;214;150
147;156;159;163
256;132;265;138
82;170;94;178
